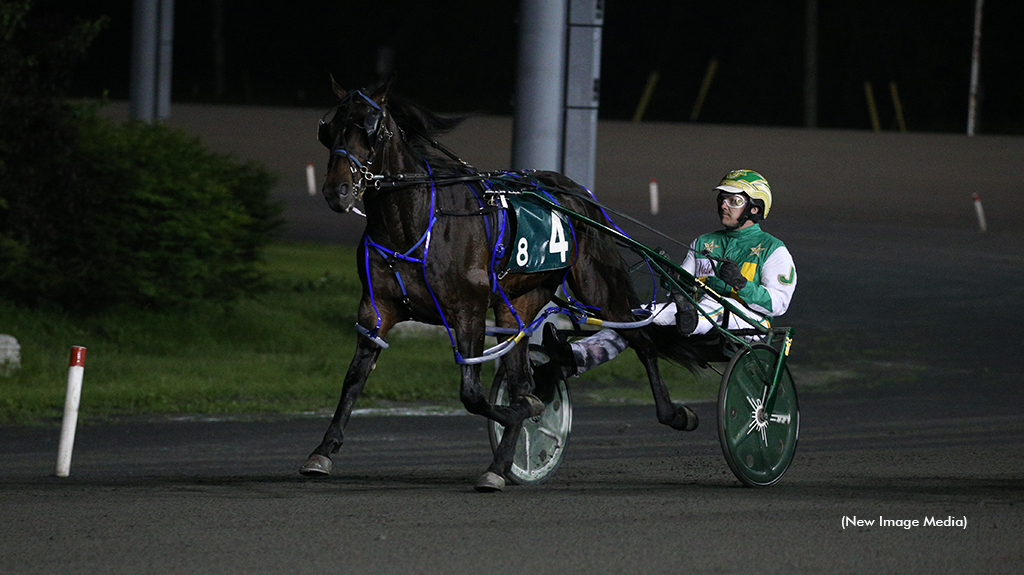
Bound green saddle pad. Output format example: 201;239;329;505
507;196;574;273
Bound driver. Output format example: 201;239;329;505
540;169;797;378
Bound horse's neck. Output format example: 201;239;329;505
364;146;434;248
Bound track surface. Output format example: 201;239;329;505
2;105;1023;573
2;393;1023;573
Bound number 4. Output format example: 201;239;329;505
549;213;570;263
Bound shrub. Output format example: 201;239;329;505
0;1;284;311
1;114;284;310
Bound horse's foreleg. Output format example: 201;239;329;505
477;340;538;491
474;291;553;491
451;306;542;491
471;349;541;491
462;348;540;492
456;286;554;430
300;335;383;476
477;417;525;491
458;348;542;428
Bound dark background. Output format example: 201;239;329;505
59;0;1024;134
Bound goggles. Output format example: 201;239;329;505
717;193;748;209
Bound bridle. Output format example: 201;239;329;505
318;90;394;199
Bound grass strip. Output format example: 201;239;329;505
0;242;715;425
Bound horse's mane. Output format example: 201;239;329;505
386;94;469;168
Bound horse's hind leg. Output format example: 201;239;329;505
568;240;697;432
623;328;698;431
300;334;383;476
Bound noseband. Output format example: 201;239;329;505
318;90;394;199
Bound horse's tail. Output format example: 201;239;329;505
648;324;704;373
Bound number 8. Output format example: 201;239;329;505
516;237;529;266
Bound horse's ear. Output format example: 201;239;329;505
330;75;347;100
373;75;396;104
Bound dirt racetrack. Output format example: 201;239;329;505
0;103;1020;573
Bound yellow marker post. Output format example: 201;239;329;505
633;71;659;122
690;57;719;121
889;82;907;132
864;82;881;132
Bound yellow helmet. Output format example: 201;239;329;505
714;169;772;218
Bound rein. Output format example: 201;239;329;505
368;169;694;254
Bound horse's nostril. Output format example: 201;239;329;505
322;180;353;214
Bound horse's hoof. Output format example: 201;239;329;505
474;471;505;492
677;405;699;431
299;454;333;476
665;405;699;431
521;394;545;417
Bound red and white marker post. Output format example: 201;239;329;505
55;346;86;477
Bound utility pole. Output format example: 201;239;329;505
130;0;174;121
512;0;567;171
966;0;984;136
804;0;818;128
562;0;604;191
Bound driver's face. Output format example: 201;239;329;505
718;194;748;229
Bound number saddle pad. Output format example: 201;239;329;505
505;196;574;273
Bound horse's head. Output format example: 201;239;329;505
317;78;395;213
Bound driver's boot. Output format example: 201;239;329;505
532;324;576;402
672;291;698;336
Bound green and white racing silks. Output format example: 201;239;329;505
679;223;796;329
569;223;797;373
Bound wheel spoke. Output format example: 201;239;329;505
520;429;532;472
537;426;563;446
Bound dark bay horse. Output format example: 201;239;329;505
300;80;698;491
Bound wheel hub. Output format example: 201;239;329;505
746;395;770;446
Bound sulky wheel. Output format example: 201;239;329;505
488;351;573;485
717;343;799;487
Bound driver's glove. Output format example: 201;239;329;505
717;258;748;291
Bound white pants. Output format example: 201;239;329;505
568;297;768;375
650;295;769;334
